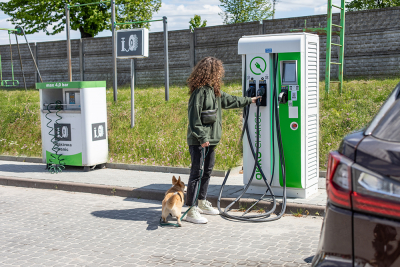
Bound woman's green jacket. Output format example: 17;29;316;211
187;85;252;146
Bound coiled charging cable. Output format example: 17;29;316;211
217;54;287;222
46;101;65;174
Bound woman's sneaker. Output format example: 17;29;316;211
198;200;220;215
184;206;208;224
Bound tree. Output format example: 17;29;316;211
0;0;162;38
219;0;273;24
346;0;400;11
189;15;207;32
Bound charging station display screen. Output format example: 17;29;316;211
282;62;297;83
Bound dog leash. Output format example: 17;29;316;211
160;146;208;227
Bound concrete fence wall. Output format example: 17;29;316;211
1;6;400;88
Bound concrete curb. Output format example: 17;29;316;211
0;155;229;177
0;176;325;217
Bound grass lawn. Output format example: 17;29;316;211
319;79;398;169
0;78;398;170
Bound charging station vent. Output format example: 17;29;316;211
307;42;318;109
306;114;318;182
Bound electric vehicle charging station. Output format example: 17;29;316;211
239;33;320;199
36;81;108;172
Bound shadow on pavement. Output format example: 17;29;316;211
0;163;47;173
304;255;314;263
91;207;167;231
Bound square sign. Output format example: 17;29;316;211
54;123;71;141
117;28;149;58
92;122;107;141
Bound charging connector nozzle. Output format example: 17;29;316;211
247;78;257;98
258;78;267;106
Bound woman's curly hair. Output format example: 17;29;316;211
187;57;225;97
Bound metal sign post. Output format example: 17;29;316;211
111;0;117;102
163;16;169;101
131;59;135;128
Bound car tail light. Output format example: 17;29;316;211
352;165;400;220
327;151;400;220
326;151;352;209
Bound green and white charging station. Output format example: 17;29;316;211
36;81;108;171
239;33;319;198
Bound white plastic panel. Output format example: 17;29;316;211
81;87;108;166
243;53;275;187
305;34;320;188
306;42;318;109
238;33;307;55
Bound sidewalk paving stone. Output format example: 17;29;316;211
0;186;323;266
0;159;327;214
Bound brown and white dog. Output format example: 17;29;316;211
161;176;185;226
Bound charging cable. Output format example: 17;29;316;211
217;54;287;222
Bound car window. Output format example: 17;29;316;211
365;83;400;135
372;99;400;142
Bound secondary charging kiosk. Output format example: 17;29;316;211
239;33;319;198
36;81;108;172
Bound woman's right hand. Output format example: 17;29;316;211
251;96;262;103
201;142;210;148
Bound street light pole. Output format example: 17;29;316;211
65;3;72;81
111;0;117;102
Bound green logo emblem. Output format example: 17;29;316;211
250;57;267;75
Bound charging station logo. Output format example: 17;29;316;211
250;57;267;75
92;122;107;141
121;34;138;52
54;124;71;141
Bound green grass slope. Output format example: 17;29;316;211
0;78;398;170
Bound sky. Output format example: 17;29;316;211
0;0;341;45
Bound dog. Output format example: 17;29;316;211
162;176;185;226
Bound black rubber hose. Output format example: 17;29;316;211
217;53;287;222
219;104;277;220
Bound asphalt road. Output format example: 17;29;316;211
0;186;323;267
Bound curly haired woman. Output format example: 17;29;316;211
184;57;260;224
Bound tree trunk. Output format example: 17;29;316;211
79;27;94;38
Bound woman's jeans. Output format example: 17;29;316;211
186;145;216;206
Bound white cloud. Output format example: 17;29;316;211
313;0;341;14
274;0;342;14
149;0;223;32
203;5;222;13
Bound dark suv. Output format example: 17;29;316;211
312;83;400;267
